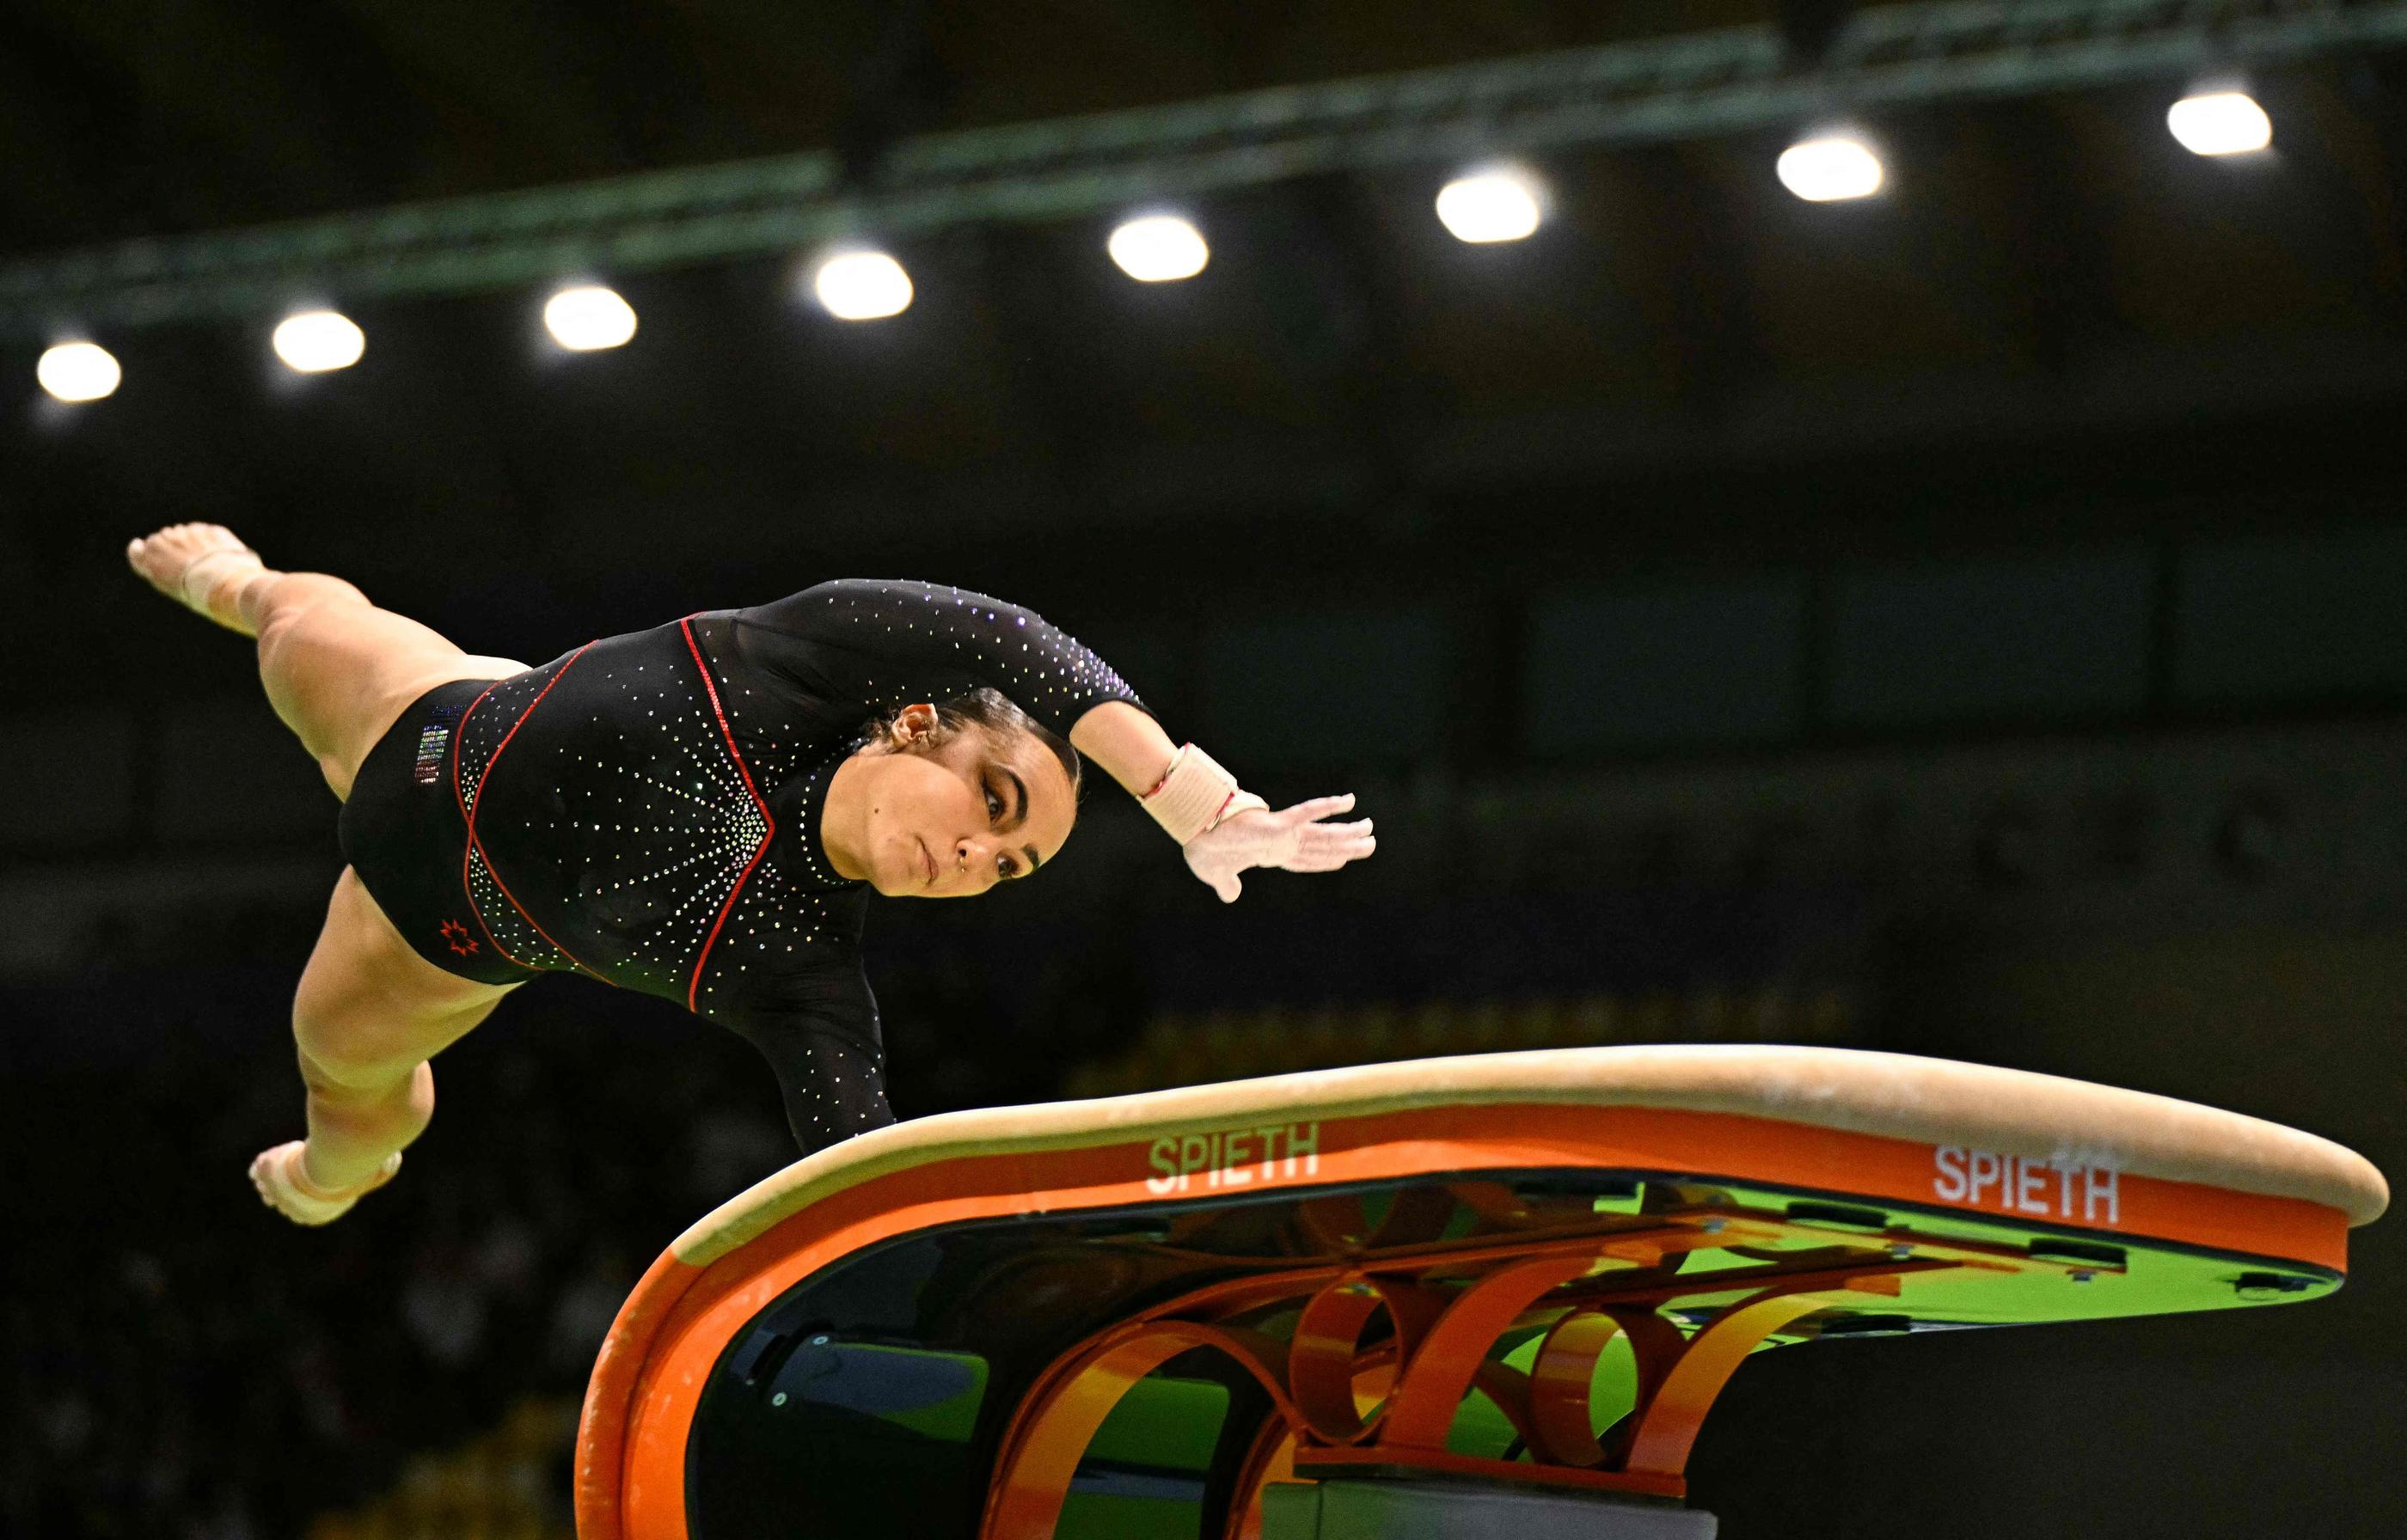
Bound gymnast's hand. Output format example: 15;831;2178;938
1183;793;1375;903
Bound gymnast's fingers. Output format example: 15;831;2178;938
1285;834;1375;871
1280;792;1357;825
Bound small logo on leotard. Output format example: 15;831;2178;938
413;702;466;785
438;918;480;957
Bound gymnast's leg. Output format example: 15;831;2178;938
126;522;530;1220
124;521;529;799
260;865;521;1222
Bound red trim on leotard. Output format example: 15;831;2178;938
678;615;778;1014
449;681;524;969
455;646;611;982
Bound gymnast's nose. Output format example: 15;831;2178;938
954;834;1000;889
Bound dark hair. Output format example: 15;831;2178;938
863;687;1085;804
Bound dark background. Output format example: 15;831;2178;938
3;3;2402;1537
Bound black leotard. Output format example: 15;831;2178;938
336;579;1147;1153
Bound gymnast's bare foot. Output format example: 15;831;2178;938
248;1140;402;1226
126;522;270;637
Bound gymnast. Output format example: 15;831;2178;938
126;523;1375;1225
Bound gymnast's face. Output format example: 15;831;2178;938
850;706;1076;899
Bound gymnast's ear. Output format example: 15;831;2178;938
880;702;945;754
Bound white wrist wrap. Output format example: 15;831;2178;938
1140;744;1262;845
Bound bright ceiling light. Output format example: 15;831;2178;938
812;250;913;321
2168;91;2272;156
1777;135;1885;201
272;309;365;373
544;284;639;351
37;341;121;403
1107;214;1210;281
1434;168;1544;242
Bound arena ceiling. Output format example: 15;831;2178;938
6;1;2406;618
0;1;1816;248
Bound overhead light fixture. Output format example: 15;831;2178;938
1434;168;1545;243
273;309;365;373
2167;91;2272;156
812;250;914;321
1107;214;1210;281
544;284;639;351
1776;135;1885;201
37;341;121;403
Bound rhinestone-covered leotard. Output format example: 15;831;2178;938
346;579;1146;1153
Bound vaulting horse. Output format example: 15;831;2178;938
573;1045;2386;1539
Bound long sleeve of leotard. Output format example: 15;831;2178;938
715;962;899;1155
729;578;1148;738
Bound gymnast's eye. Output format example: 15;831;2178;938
998;852;1020;881
983;776;1003;821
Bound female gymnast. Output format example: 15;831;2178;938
126;523;1375;1226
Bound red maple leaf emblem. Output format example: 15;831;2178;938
438;919;479;956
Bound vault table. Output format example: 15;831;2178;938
573;1045;2386;1539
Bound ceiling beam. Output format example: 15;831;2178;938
7;0;2407;336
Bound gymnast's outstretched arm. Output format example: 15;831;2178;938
735;579;1375;900
1069;699;1375;902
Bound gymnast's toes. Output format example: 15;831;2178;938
128;522;266;633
